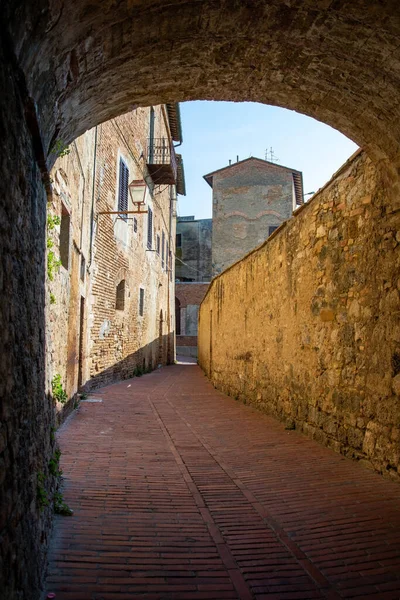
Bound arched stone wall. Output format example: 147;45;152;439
3;0;400;172
2;1;400;598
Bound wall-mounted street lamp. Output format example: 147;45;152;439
128;179;147;212
98;179;148;217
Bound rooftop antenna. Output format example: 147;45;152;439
267;146;279;164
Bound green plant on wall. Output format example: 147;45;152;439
47;214;61;230
49;292;56;305
37;447;73;515
52;139;71;158
51;374;68;404
47;212;62;280
47;246;61;281
48;448;63;477
54;490;73;516
37;471;49;511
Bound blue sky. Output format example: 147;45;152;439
177;101;358;220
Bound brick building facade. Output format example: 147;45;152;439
47;104;184;410
204;157;303;275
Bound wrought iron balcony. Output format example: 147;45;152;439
146;138;177;185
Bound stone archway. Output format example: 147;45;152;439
2;2;400;598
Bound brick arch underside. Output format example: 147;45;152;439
2;1;400;599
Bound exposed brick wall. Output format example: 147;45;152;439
47;106;177;396
199;151;400;482
176;336;198;347
175;283;210;308
87;107;176;386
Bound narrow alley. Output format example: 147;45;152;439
45;362;400;600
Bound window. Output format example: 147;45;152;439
139;288;145;316
133;217;137;233
156;234;160;255
115;280;125;311
161;230;165;268
268;225;278;236
175;297;181;335
80;255;86;282
118;158;129;221
59;204;70;269
166;241;169;272
176;233;182;248
147;206;153;249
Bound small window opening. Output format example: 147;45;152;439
59;205;70;269
134;217;138;233
176;233;182;248
80;255;86;282
268;225;278;236
116;280;126;311
166;241;169;272
161;231;165;269
139;288;145;316
156;234;160;255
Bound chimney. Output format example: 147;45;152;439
229;159;231;165
236;155;239;162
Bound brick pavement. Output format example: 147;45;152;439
44;364;400;599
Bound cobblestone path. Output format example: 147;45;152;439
44;363;400;599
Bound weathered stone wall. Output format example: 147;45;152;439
46;131;96;418
199;151;400;481
176;217;212;282
210;159;297;275
0;44;56;600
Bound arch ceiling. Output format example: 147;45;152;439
5;0;400;172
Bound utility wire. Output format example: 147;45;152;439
175;256;210;280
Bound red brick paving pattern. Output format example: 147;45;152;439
45;364;400;599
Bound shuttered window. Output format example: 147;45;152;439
166;241;169;272
118;158;129;221
139;288;145;316
147;206;153;249
161;230;165;268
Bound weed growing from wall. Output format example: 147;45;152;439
52;140;71;158
51;374;68;404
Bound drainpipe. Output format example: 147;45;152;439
167;185;175;363
88;125;98;270
72;140;86;252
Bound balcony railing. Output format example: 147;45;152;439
146;138;177;185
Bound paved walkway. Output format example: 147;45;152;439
45;364;400;600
